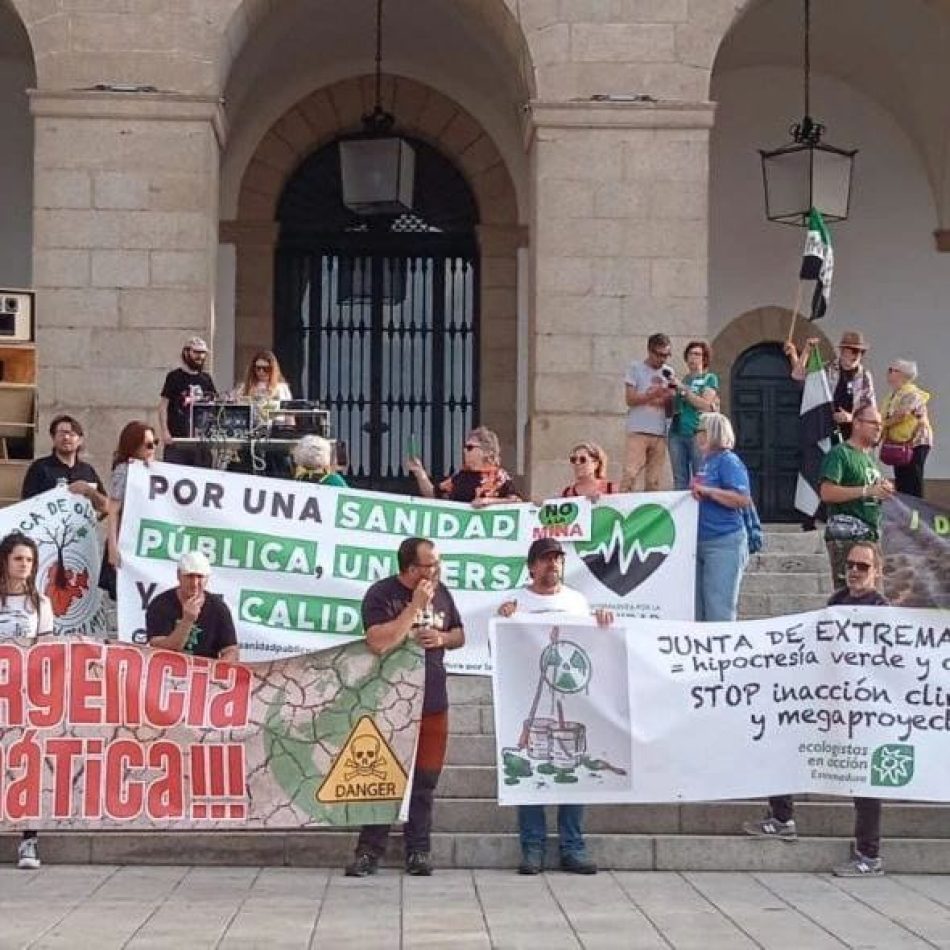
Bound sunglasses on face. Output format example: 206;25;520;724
840;346;862;355
254;363;271;371
143;440;159;450
569;455;591;464
463;443;480;451
845;560;873;573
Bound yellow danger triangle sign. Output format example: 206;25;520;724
316;715;409;804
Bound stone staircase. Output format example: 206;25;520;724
6;528;949;871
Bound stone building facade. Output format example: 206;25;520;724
1;0;947;509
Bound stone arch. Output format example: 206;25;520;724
220;74;523;462
217;0;536;104
710;306;833;415
0;0;36;287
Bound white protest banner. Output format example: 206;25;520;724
118;463;696;671
0;487;107;637
491;608;950;804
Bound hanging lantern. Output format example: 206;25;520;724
339;0;415;216
759;0;857;226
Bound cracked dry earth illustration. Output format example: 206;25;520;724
0;638;425;830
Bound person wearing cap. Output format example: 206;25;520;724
158;336;217;467
497;537;613;876
785;330;876;442
145;551;238;662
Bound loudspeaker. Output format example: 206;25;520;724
0;290;34;343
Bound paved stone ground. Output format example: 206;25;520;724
1;866;949;949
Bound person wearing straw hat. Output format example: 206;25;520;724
785;330;876;442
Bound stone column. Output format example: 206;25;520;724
476;223;527;473
526;99;715;498
29;90;224;469
218;220;280;380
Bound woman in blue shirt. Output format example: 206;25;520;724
692;412;752;621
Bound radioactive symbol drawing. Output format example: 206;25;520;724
501;625;627;788
540;640;592;695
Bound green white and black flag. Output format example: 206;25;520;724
799;207;833;320
795;345;836;517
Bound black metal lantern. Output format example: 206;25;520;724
339;0;415;216
759;0;857;226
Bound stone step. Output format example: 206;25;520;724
738;591;827;616
5;831;947;873
756;532;825;555
427;798;950;838
748;552;829;574
740;572;833;595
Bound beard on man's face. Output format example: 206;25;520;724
183;350;207;371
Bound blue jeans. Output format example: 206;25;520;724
696;528;749;621
669;431;703;490
518;804;586;857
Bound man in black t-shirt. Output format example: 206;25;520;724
145;551;238;662
22;414;107;514
743;540;888;877
344;536;465;879
159;336;217;467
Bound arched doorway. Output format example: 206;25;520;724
731;342;802;522
274;137;479;492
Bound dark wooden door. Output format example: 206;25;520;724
731;343;801;522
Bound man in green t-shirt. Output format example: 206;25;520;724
819;406;894;586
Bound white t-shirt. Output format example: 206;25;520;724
0;593;54;639
509;586;591;616
624;358;670;435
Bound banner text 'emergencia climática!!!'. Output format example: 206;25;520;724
0;637;424;829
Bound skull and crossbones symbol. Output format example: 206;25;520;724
344;735;388;781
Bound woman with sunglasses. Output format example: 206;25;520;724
407;426;520;507
233;350;292;412
562;443;615;500
881;359;933;497
0;532;54;869
104;421;158;584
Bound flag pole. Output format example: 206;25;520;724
787;280;804;344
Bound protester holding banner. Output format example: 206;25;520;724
819;406;894;588
744;539;889;877
103;421;158;599
669;340;720;490
881;359;933;498
498;537;612;876
345;537;464;878
145;551;239;661
562;442;616;500
0;532;54;869
407;426;520;506
21;414;108;514
691;412;752;622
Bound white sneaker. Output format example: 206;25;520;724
17;836;40;870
